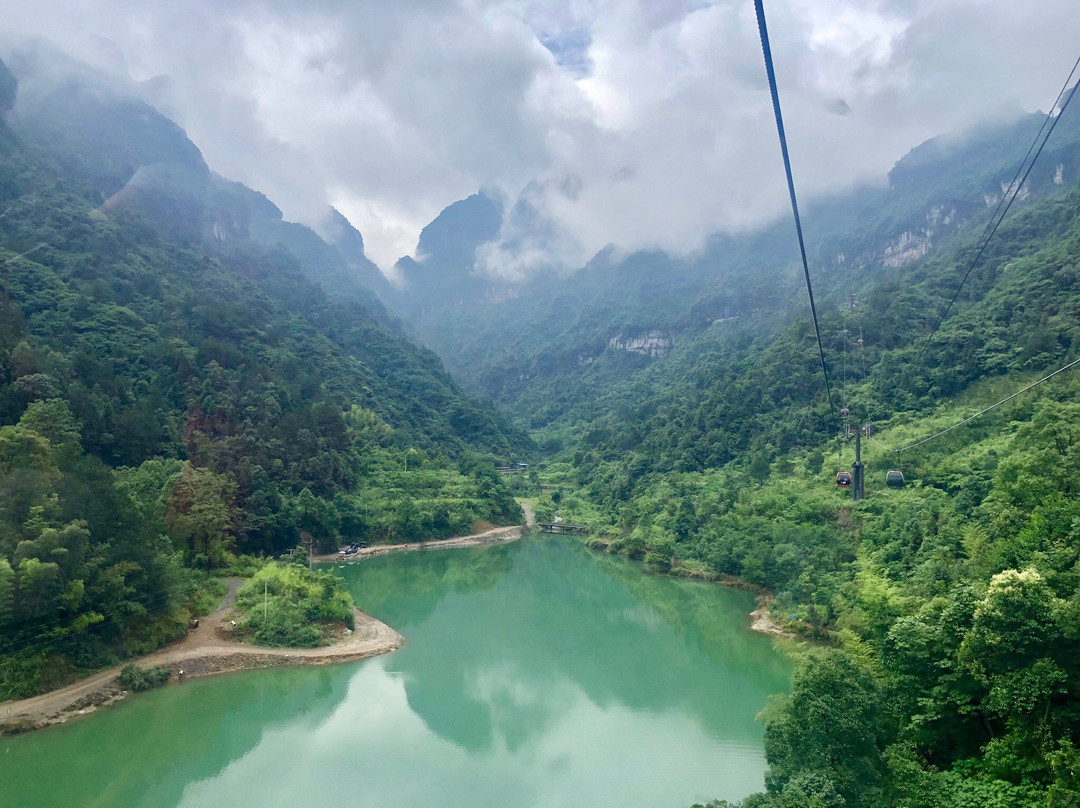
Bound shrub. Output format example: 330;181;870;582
119;664;172;692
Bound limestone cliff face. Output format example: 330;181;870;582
608;331;674;357
883;229;933;268
0;56;16;114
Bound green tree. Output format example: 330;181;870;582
0;558;14;627
165;464;238;568
763;650;888;807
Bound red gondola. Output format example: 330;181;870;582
836;471;852;488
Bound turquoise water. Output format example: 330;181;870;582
0;536;790;808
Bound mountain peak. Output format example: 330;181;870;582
416;192;503;265
319;206;365;256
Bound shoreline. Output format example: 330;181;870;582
0;509;791;735
593;539;798;639
0;514;535;737
310;523;527;565
0;598;402;737
749;596;797;638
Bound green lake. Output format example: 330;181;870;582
0;536;791;808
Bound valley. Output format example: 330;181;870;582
2;29;1080;808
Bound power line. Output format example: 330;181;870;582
1;242;47;265
1;580;191;657
893;355;1080;453
754;0;834;413
918;55;1080;357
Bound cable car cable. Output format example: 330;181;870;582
917;55;1080;359
892;354;1080;453
754;0;834;414
0;242;48;265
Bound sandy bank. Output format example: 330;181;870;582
750;598;797;638
311;523;527;565
0;513;538;736
0;580;403;736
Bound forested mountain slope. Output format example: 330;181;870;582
388;110;1080;443
539;179;1080;808
0;53;524;700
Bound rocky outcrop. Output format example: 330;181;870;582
608;331;674;357
883;230;932;267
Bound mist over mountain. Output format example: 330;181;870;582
391;192;513;319
317;207;394;301
380;106;1080;433
6;16;1080;805
0;45;529;490
7;1;1079;275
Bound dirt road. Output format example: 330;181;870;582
1;504;539;735
0;578;402;734
311;522;529;564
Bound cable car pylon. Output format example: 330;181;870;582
835;417;867;499
851;422;865;501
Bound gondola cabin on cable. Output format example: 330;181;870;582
836;471;852;488
886;469;905;488
840;406;850;418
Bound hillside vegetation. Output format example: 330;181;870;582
532;185;1080;806
5;39;1080;808
0;55;523;700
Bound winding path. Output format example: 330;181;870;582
310;522;530;564
0;578;402;733
1;504;539;734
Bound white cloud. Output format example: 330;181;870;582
2;0;1079;275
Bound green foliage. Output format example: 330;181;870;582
763;650;889;807
0;77;530;700
235;563;354;648
119;663;171;692
165;464;237;568
248;599;322;648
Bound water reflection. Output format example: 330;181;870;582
343;537;789;761
1;536;790;808
1;666;351;808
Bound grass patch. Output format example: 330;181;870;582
234;563;355;648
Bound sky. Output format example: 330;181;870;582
3;0;1079;278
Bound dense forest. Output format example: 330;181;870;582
351;69;1080;804
4;33;1080;808
0;54;522;700
524;177;1080;806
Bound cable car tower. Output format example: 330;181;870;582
840;408;867;501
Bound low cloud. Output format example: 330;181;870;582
3;0;1079;276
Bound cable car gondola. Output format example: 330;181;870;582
836;471;852;488
886;469;905;488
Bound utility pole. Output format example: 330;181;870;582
263;579;268;620
852;426;865;501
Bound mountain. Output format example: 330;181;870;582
204;175;400;332
383;108;1080;438
542;181;1080;808
0;57;15;150
366;102;1080;805
317;206;395;302
0;49;526;699
391;191;511;319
